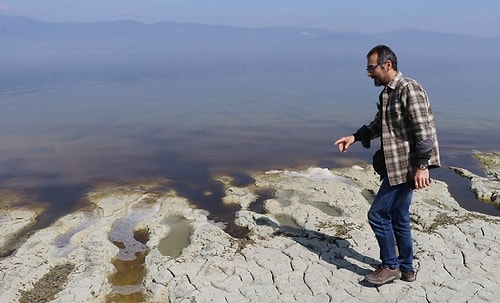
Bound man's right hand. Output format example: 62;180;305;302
334;135;355;153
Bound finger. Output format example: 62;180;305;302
415;178;424;190
334;138;346;146
343;142;349;152
417;178;430;189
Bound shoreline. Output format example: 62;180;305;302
0;151;499;302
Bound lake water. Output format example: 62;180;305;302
1;52;499;227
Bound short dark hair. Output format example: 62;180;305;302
367;45;398;71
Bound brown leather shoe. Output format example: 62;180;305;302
401;270;416;282
364;265;401;285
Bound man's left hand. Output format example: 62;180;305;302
414;168;430;189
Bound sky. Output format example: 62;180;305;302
0;0;499;37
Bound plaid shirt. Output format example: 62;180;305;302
365;72;440;186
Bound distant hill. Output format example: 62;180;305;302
1;14;499;57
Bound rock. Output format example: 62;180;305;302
450;151;500;203
0;209;38;253
0;154;500;302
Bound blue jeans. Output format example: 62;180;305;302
368;178;414;272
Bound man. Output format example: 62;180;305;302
334;45;440;286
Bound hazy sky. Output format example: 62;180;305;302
0;0;499;37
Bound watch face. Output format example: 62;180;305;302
419;164;428;170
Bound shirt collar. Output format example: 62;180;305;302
386;71;403;90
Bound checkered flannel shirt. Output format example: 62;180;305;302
365;72;441;186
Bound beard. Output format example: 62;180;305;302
373;78;383;87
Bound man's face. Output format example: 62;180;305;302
366;54;386;87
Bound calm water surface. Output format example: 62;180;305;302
1;53;499;227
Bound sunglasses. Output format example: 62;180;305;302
366;63;381;72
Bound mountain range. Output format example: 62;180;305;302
1;14;499;57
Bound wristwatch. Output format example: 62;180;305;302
418;164;428;170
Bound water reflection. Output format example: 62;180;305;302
158;216;193;258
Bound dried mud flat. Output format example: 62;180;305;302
1;151;499;303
